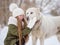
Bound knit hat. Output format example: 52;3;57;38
9;3;24;17
9;3;18;12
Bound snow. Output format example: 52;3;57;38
0;26;8;45
26;35;60;45
0;26;60;45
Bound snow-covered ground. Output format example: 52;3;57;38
0;26;8;45
26;35;60;45
0;26;60;45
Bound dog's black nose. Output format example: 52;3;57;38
27;17;29;20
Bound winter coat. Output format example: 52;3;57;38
4;16;31;45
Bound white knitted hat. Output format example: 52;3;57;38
12;8;24;17
9;3;24;17
9;3;18;12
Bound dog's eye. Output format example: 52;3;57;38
27;13;29;14
30;12;33;14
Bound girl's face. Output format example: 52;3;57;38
17;15;24;21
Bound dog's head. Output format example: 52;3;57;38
26;7;40;21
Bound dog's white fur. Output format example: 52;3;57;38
26;7;60;45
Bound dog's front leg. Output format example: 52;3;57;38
32;36;37;45
40;37;44;45
40;33;45;45
56;32;60;42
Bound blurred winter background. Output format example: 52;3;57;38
0;0;60;45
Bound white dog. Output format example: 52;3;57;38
26;7;60;45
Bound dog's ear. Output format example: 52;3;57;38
36;8;40;16
36;8;41;20
37;8;40;12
